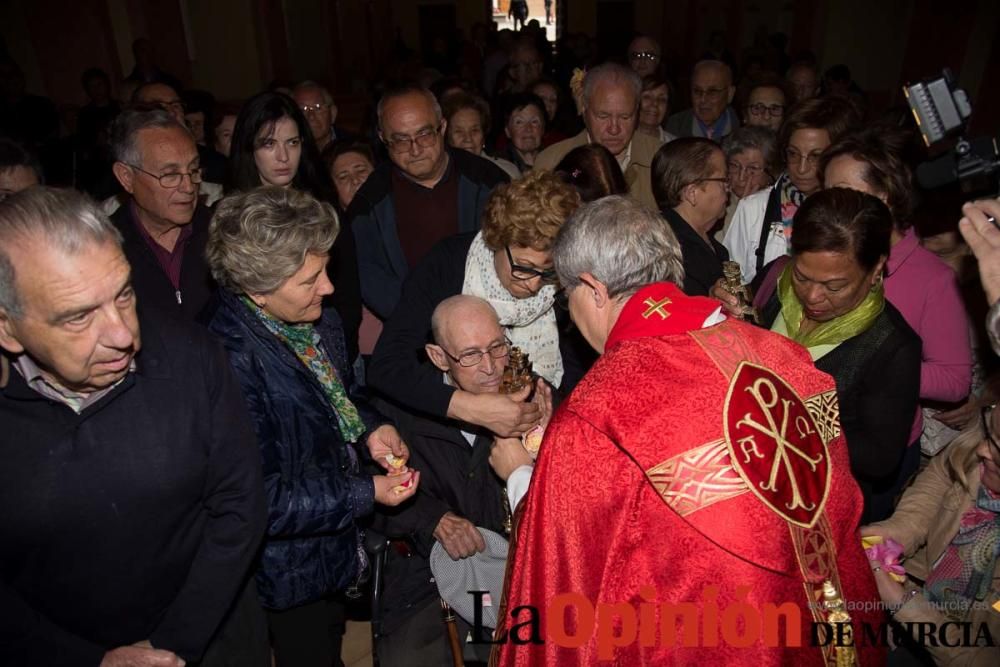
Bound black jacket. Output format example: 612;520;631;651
110;200;216;322
663;207;729;297
367;232;594;419
207;289;384;611
760;295;921;517
347;148;509;319
372;399;507;635
0;308;266;666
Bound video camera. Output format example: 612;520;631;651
904;69;999;194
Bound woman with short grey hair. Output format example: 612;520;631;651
205;185;419;667
716;125;776;241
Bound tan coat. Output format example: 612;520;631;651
533;129;663;209
871;450;1000;666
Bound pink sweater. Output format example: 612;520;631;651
885;229;973;442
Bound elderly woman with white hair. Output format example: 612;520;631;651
205;186;419;667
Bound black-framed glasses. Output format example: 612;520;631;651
440;337;511;367
383;125;441;154
128;164;203;188
981;404;1000;454
506;246;557;282
748;102;785;117
629;51;660;62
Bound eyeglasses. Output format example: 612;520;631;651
383;125;441;154
748;102;785;118
506;246;557;282
629;51;660;62
728;162;766;179
692;87;727;100
688;176;730;191
440;337;511;367
981;404;1000;455
128;164;203;188
300;102;329;115
785;147;825;167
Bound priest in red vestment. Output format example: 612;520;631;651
492;196;884;666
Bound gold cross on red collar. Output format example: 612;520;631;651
642;296;672;320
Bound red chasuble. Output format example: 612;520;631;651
493;283;883;666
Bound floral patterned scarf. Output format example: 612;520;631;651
243;296;365;443
776;172;806;240
925;475;1000;620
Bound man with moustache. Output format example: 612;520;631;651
110;109;216;321
0;187;267;666
666;60;740;141
348;85;508;320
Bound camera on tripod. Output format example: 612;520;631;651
904;69;999;194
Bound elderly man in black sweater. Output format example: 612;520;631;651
0;188;267;667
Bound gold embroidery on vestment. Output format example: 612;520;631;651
641;296;672;320
645;439;748;516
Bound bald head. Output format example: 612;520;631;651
431;295;500;347
427;295;509;394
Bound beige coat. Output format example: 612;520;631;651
871;451;1000;665
533;129;663;210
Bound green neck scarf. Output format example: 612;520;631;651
242;296;365;443
776;264;885;349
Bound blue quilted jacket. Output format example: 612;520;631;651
208;289;382;610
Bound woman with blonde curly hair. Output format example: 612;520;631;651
368;169;589;437
862;398;1000;665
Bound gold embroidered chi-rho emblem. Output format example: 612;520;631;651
641;296;672;320
723;362;830;528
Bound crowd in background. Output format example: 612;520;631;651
2;15;999;667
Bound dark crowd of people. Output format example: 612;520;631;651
1;18;999;667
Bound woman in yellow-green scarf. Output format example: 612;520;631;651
756;187;922;523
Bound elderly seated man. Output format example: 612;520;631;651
0;187;267;666
534;62;662;209
373;294;546;667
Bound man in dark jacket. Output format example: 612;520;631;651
0;187;267;667
110;108;216;321
348;85;508;320
374;295;532;666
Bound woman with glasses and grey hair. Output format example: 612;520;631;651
368;170;587;439
716;125;777;241
205;186;419;667
721;96;861;284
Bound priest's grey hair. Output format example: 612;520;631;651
553;195;684;299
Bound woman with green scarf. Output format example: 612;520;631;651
756;187;921;523
206;186;420;667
